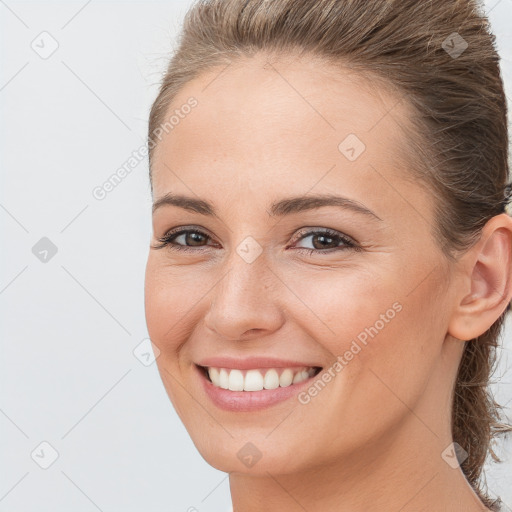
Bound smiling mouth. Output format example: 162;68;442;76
197;364;323;392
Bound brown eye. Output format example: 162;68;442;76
152;228;216;251
177;231;208;246
299;233;340;250
291;228;359;255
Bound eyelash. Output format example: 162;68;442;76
152;226;360;256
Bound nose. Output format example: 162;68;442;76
203;255;285;341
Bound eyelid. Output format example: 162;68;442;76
290;227;358;247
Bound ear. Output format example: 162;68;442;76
448;213;512;341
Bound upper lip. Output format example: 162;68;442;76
196;356;322;370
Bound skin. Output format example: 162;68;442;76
144;51;512;512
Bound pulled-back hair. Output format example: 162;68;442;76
147;1;512;507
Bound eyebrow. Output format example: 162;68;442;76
152;192;382;221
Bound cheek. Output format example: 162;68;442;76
144;257;213;420
285;255;445;359
327;302;439;451
280;263;396;343
288;262;444;420
144;257;212;349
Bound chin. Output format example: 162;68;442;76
188;430;314;476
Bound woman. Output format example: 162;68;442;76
144;0;512;510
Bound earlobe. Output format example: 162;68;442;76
448;214;512;341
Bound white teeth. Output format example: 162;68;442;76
279;368;294;387
219;368;229;389
244;370;264;391
209;367;220;387
228;369;244;391
206;366;317;392
292;370;309;384
264;369;280;389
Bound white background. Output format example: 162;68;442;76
1;1;511;511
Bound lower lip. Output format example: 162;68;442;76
196;365;320;412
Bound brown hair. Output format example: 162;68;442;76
147;0;512;507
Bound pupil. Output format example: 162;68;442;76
313;234;335;249
187;232;204;246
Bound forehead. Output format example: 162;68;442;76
151;52;415;207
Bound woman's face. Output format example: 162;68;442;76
144;52;460;475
